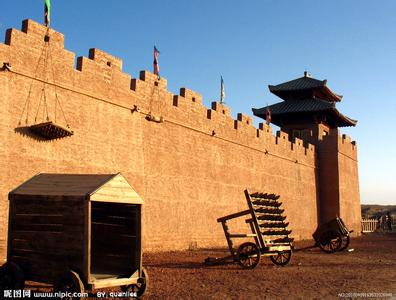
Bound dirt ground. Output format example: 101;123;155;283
21;233;395;299
142;233;395;299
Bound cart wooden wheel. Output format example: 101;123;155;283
0;262;25;291
339;235;350;251
121;267;149;298
54;270;85;300
237;242;261;269
319;230;342;253
270;250;292;266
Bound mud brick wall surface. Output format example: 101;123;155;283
0;20;360;259
337;134;361;233
317;130;361;234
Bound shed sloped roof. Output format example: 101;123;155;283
10;173;143;204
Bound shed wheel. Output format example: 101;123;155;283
121;267;149;298
270;250;292;266
0;262;25;291
339;235;350;251
237;242;261;269
54;270;85;300
319;230;342;253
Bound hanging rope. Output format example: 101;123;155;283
47;37;70;127
34;39;50;123
148;80;156;114
18;37;48;125
18;27;71;129
147;78;166;122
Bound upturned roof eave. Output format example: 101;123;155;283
268;74;343;102
268;85;342;102
252;106;357;127
323;86;343;102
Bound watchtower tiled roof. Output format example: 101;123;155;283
268;72;342;102
269;76;325;92
252;98;357;127
252;72;357;127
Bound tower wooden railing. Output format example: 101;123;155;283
361;218;378;233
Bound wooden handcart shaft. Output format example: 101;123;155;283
217;209;250;222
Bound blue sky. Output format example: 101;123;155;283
1;1;395;205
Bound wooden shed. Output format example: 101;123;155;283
3;173;147;295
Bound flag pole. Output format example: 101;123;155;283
265;103;272;125
220;76;225;104
153;46;160;80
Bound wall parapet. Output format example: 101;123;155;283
0;19;317;166
88;48;123;70
321;129;357;160
338;132;358;160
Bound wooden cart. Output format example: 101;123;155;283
313;217;352;253
205;190;294;269
0;173;148;298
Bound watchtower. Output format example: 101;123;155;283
253;72;361;232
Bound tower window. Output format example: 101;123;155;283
293;129;311;141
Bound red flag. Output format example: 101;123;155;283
266;108;272;125
153;46;160;78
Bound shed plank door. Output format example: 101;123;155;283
90;202;140;278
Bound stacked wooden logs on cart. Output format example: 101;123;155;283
249;192;294;245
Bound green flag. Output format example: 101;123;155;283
44;0;51;27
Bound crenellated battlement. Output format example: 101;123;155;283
21;19;65;49
179;88;202;104
210;102;231;117
236;113;252;125
321;129;357;160
0;19;316;163
276;130;289;141
338;133;358;159
173;88;203;110
88;48;123;70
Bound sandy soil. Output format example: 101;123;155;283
143;233;396;299
21;233;395;299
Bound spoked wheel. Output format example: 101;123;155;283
319;230;342;253
270;250;292;266
121;267;149;298
237;242;261;269
0;262;25;291
339;235;350;251
54;270;85;300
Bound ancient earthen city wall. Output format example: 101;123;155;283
336;134;361;231
0;20;359;261
317;130;361;231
